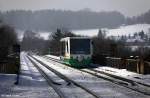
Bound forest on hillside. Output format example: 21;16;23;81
0;9;150;31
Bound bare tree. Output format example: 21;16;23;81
21;30;47;54
48;29;76;55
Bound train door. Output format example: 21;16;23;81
61;41;65;56
65;40;70;58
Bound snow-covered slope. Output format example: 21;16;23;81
72;29;99;37
72;24;150;38
107;24;150;37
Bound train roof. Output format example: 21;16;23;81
60;37;91;41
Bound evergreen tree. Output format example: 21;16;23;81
48;28;76;55
0;25;17;58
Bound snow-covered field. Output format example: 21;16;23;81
73;24;150;37
93;66;150;85
17;24;150;40
107;24;150;37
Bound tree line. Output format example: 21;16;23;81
21;29;77;55
1;9;150;32
0;10;125;31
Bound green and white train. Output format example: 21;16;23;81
60;37;93;68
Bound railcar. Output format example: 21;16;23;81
60;37;93;68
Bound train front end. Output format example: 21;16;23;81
60;37;93;68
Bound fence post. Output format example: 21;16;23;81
136;59;139;73
139;59;144;74
13;44;20;85
121;58;126;69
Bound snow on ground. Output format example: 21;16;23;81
72;24;150;38
46;55;150;85
16;30;24;41
39;32;50;40
33;55;149;98
46;55;60;60
94;66;150;86
71;24;150;38
0;74;16;98
0;52;59;98
107;24;150;37
28;56;95;98
72;29;99;37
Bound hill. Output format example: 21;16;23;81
0;10;125;31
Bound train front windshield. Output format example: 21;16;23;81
70;39;91;54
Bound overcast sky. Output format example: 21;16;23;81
0;0;150;17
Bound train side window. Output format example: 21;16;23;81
66;41;69;53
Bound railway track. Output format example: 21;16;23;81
24;55;66;98
42;55;150;96
86;65;150;87
80;69;150;95
27;55;102;98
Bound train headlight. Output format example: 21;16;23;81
78;55;84;62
